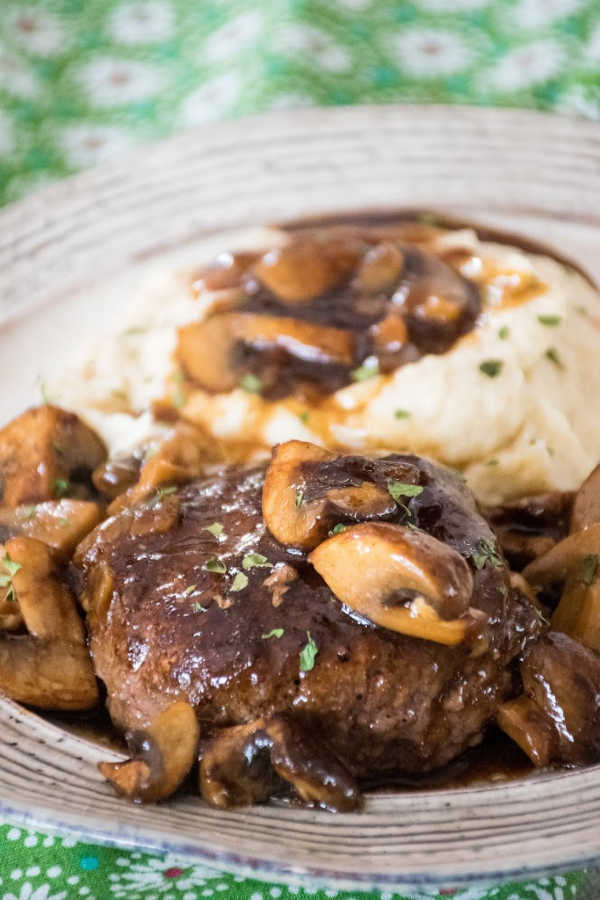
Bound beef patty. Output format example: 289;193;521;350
76;443;540;808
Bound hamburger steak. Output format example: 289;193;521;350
76;440;540;809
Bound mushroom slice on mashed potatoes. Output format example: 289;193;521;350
177;313;355;395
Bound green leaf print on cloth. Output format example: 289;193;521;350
0;0;600;204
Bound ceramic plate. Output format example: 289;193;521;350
1;106;599;893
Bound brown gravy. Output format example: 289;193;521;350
36;209;572;799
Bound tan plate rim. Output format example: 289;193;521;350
0;105;599;890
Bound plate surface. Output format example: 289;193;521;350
1;105;600;891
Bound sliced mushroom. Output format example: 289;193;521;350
393;249;480;354
309;522;476;645
0;537;98;710
0;500;103;559
200;714;359;812
484;492;572;570
92;451;144;500
177;313;355;394
108;424;218;514
199;719;281;808
353;242;404;293
494;531;556;570
0;405;106;507
262;441;395;550
553;576;600;652
523;524;600;586
78;559;114;621
523;524;600;652
6;537;85;643
266;714;359;812
0;637;99;710
99;701;200;803
192;251;258;294
571;463;600;532
253;234;361;304
498;632;600;767
497;696;555;767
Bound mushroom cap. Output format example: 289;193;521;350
177;312;355;394
571;463;600;533
308;521;475;645
262;440;395;550
99;700;200;803
254;234;362;304
523;523;600;586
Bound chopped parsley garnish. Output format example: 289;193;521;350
52;477;70;498
299;631;318;672
0;553;21;604
330;523;347;536
1;555;21;579
498;326;510;340
124;326;146;336
20;505;37;519
192;601;207;612
486;459;499;466
298;411;309;424
394;409;411;419
350;358;379;382
204;558;227;575
479;359;503;378
58;517;69;526
183;584;197;596
242;552;271;570
239;373;263;394
204;522;225;538
582;554;599;587
111;389;127;402
387;480;424;503
295;489;304;508
149;484;177;506
418;212;437;225
231;572;249;592
538;315;562;327
262;628;284;640
545;347;563;369
471;539;503;570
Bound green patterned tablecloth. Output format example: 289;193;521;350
1;1;600;897
0;824;591;900
1;0;600;205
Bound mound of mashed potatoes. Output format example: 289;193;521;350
51;222;600;505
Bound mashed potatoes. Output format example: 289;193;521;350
51;225;600;505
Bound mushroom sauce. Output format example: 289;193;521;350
1;214;599;809
50;214;600;506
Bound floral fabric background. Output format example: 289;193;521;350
1;0;600;205
0;825;590;900
1;0;600;898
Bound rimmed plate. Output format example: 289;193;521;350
1;106;599;892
